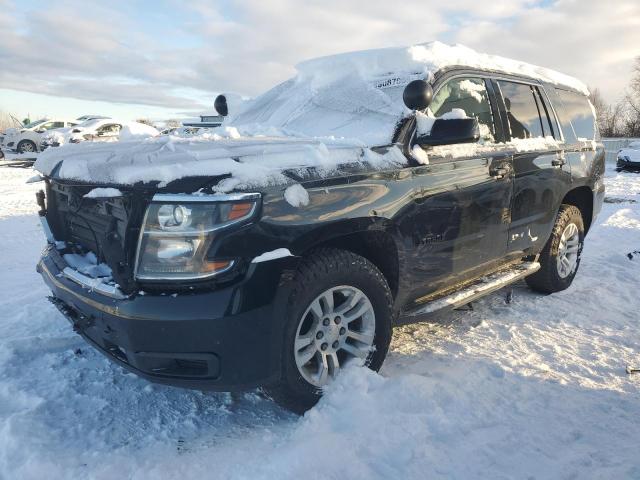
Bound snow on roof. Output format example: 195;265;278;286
296;41;588;94
233;41;587;145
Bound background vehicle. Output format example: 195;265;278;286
2;118;78;154
616;141;640;171
41;119;158;148
34;43;604;412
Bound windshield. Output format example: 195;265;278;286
24;119;47;129
232;73;416;146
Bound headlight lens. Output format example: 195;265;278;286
135;193;259;281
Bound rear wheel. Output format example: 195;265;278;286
17;140;37;154
266;249;393;413
526;204;584;293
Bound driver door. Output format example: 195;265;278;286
399;76;514;297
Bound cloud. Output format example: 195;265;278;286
454;0;640;102
0;0;636;114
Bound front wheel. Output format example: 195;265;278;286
266;249;393;413
526;204;585;293
17;140;37;154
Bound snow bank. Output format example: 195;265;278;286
119;123;159;141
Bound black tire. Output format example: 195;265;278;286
17;140;37;154
266;248;393;413
525;204;584;294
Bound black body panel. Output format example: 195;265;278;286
37;66;605;391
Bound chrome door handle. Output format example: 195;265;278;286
490;163;511;179
552;153;567;167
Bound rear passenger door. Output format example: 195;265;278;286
493;80;570;254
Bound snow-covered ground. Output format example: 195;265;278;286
0;164;639;479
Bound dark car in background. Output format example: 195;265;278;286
616;141;640;171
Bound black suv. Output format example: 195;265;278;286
35;48;605;412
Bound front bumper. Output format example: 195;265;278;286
38;245;296;391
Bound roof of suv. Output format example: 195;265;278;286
297;41;588;94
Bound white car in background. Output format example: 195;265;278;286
1;118;79;154
42;119;159;148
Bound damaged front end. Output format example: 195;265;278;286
37;180;146;295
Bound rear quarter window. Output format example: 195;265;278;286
554;89;597;142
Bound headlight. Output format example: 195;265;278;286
135;193;260;281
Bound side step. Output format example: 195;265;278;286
404;261;540;318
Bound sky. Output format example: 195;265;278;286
0;0;638;123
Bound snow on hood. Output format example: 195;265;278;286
231;41;588;146
34;127;405;190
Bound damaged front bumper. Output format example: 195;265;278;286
37;244;295;391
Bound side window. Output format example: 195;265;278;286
554;89;596;141
430;77;496;142
497;81;553;140
50;122;64;129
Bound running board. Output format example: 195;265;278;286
404;261;541;318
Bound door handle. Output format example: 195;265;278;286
490;163;511;180
552;153;567;167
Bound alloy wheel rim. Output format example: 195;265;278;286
293;285;375;388
557;223;580;278
21;142;35;152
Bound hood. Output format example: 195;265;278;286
34;130;405;192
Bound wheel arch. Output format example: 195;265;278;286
292;220;401;299
561;186;594;234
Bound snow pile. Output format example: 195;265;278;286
83;188;122;199
119;123;159;141
42;130;66;146
283;184;309;207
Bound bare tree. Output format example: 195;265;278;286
0;111;21;131
622;56;640;137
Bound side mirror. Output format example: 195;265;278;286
403;80;433;111
214;94;228;116
416;118;480;147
